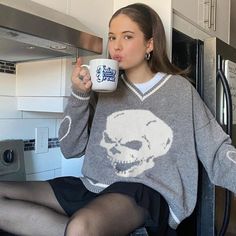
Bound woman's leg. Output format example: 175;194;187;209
0;181;68;236
65;193;148;236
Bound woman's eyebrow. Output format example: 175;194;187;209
108;31;135;35
122;31;135;34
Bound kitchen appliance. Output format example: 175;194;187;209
0;139;25;181
0;0;103;62
172;29;236;236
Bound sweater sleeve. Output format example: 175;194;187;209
58;88;97;158
192;87;236;193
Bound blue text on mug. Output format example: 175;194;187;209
96;65;117;83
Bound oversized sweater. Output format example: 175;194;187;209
59;74;236;229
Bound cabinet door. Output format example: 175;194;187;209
199;0;230;43
16;58;73;113
172;0;199;24
30;0;68;14
16;58;73;97
17;59;62;97
214;0;230;43
69;0;114;58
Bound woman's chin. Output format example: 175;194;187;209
118;63;125;70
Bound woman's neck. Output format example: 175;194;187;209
124;64;155;84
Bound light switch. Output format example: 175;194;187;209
35;127;48;153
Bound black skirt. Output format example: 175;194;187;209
48;176;173;234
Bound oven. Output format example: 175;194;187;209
0;139;26;181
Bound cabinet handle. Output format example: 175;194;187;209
212;0;217;31
204;0;212;28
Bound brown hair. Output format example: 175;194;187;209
109;3;186;75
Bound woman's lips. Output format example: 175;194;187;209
113;56;122;62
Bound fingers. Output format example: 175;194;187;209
76;57;82;67
71;58;92;92
79;70;91;86
79;67;89;80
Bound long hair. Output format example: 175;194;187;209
109;3;186;76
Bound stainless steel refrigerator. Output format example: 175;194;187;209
172;29;236;236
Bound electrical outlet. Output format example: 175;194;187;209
35;127;48;154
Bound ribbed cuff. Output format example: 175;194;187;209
71;86;91;100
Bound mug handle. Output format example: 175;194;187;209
81;64;90;70
78;64;90;81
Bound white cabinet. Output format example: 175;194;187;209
68;0;114;58
16;58;74;112
198;0;230;43
173;0;231;43
172;0;199;24
30;0;68;14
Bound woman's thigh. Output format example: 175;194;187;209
0;181;66;215
66;193;148;236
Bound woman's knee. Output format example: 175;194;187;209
66;217;86;236
65;209;100;236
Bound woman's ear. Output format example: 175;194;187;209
146;37;154;53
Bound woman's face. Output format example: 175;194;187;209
108;14;152;71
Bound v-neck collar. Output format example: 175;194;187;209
121;73;172;101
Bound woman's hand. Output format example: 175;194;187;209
71;58;92;93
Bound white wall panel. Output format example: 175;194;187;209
0;119;56;140
61;155;84;177
0;97;22;118
24;148;61;174
0;73;16;96
26;170;55;181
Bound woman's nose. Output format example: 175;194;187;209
114;39;122;50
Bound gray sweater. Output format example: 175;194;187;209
59;74;236;229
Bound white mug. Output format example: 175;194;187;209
82;59;119;92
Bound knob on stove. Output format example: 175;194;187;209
3;149;14;163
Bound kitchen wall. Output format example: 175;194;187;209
0;60;86;181
0;0;114;180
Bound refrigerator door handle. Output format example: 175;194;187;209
216;68;232;236
217;69;232;136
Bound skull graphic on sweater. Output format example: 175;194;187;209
100;109;173;177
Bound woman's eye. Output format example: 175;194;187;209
124;35;132;40
108;36;115;41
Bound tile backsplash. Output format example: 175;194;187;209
24;138;60;151
0;60;16;74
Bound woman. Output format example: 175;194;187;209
1;3;236;236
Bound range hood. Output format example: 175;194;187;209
0;0;103;62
